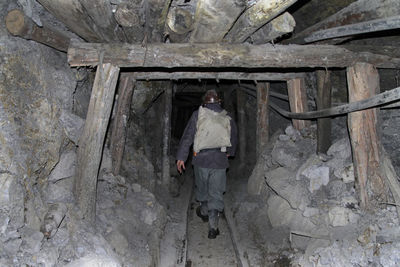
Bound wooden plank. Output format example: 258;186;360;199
129;71;305;81
347;62;386;210
237;87;247;166
342;45;400;59
382;151;400;221
189;0;245;43
79;0;126;42
256;82;269;157
316;70;332;154
224;0;298;43
111;75;134;176
37;0;102;42
287;78;310;130
286;0;400;44
305;15;400;43
162;84;173;187
67;42;400;69
5;9;70;52
250;12;296;44
75;64;120;222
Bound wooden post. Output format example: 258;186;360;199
316;70;332;154
162;84;173;187
110;74;134;176
5;9;70;52
256;82;269;157
237;88;247;165
75;63;120;222
347;62;386;210
287;78;310;130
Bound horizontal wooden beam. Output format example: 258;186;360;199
305;15;400;43
286;0;400;44
68;42;400;69
341;45;400;58
128;71;305;81
6;9;70;52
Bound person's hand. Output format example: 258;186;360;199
177;160;185;174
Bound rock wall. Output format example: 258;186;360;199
0;1;77;264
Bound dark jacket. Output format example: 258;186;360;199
176;103;238;169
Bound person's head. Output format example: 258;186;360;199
203;89;221;105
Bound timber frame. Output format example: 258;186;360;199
12;0;399;221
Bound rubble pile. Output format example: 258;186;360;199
230;125;400;266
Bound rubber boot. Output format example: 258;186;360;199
196;201;208;222
208;209;220;239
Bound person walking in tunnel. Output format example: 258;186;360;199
176;89;237;239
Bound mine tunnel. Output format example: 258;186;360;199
1;0;400;266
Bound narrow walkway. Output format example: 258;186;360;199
186;196;238;266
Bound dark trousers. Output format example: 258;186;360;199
193;166;226;212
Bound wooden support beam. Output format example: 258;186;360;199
37;0;103;42
128;71;305;81
68;42;400;69
166;6;193;43
79;0;126;42
287;78;310;130
189;0;246;43
237;87;247;166
305;15;400;43
110;75;134;176
347;62;386;210
148;0;172;42
256;82;270;157
114;2;144;43
316;70;332;154
286;0;400;44
382;151;400;221
75;64;120;222
250;12;296;44
224;0;298;43
342;45;400;59
162;84;173;187
5;9;70;52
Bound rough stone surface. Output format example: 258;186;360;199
301;164;330;193
271;134;316;171
46;178;75;203
265;167;310;209
59;111;85;145
48;150;76;182
328;206;354;227
20;227;44;253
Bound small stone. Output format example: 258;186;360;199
329;207;349;227
48;150;76;182
278;134;290;141
340;164;355;183
303;207;319;217
20;227;44;253
132;184;142;193
302;165;330;193
0;214;9;235
357;225;377;245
